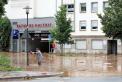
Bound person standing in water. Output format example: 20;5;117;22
35;48;43;65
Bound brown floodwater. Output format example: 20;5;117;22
9;52;122;77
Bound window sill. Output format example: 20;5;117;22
80;11;86;13
80;29;86;31
91;29;98;31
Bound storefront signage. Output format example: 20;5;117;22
10;18;55;32
17;23;52;28
31;33;49;38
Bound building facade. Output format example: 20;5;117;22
10;18;55;52
5;0;121;54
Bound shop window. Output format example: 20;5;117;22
92;40;103;49
64;44;72;49
76;40;87;49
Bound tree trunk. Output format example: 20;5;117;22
60;44;64;56
120;39;122;55
60;44;64;73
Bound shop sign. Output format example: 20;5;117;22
16;23;52;28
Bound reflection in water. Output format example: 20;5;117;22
105;55;117;72
10;53;122;77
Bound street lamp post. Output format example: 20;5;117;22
23;6;32;66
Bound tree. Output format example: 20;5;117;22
0;0;8;18
98;0;122;40
50;5;72;55
0;17;12;51
0;0;11;51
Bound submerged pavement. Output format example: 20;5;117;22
1;76;122;82
10;53;122;77
0;52;122;81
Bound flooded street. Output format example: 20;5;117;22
10;53;122;77
1;53;122;82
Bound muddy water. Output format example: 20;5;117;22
10;53;122;77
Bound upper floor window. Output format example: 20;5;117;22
91;20;98;30
80;3;86;13
80;21;86;30
103;1;109;10
91;2;98;13
65;4;74;13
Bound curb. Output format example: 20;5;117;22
0;71;63;80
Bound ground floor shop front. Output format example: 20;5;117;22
11;33;51;53
63;36;121;54
10;35;122;54
9;18;122;54
10;17;55;53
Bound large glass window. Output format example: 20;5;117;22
91;2;98;13
80;21;86;30
64;44;72;49
80;3;86;13
92;40;103;49
91;20;98;30
76;40;87;49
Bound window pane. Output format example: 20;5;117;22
68;4;74;8
64;44;72;48
91;2;98;13
92;21;97;26
80;3;86;12
91;20;98;30
76;40;86;49
92;40;103;49
80;21;86;30
103;2;109;10
66;4;74;12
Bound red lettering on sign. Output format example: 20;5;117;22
35;24;37;27
16;23;52;29
32;24;34;28
45;24;47;27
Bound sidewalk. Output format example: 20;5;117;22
0;71;63;80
